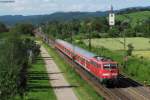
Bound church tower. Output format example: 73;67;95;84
109;5;115;26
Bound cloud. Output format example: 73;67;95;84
0;0;149;15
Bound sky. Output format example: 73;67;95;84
0;0;149;15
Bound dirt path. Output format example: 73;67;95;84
40;46;78;100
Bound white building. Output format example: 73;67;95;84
109;5;115;26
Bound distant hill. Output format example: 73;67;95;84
116;11;150;27
116;6;150;14
0;6;149;26
0;11;108;26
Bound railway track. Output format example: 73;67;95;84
36;31;150;100
56;48;119;100
56;48;150;100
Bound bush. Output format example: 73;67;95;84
11;23;34;36
0;33;40;100
127;43;134;56
0;22;8;33
108;27;120;37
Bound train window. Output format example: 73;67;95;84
103;64;110;69
98;64;101;68
79;57;82;61
82;58;85;62
95;63;98;68
71;52;74;55
92;62;95;67
103;64;117;69
86;61;90;65
110;64;117;69
91;61;98;68
91;61;94;66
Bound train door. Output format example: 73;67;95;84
86;60;90;69
81;58;85;66
94;62;99;76
90;61;96;75
90;61;100;77
96;64;101;76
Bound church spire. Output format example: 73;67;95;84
110;5;113;13
109;5;115;26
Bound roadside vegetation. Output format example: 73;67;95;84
0;22;41;100
25;55;57;100
43;42;103;100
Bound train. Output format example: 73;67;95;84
55;39;119;84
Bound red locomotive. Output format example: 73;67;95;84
55;39;119;84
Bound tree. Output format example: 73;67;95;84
0;32;40;100
134;17;150;37
143;18;150;37
108;27;119;37
0;22;8;33
127;43;134;56
91;17;108;33
0;33;27;100
11;23;34;35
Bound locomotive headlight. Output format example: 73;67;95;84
112;73;118;76
102;73;110;76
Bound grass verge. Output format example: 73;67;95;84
25;56;57;100
43;42;103;100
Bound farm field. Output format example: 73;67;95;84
133;51;150;59
84;37;150;51
84;37;150;59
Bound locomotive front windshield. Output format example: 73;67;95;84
103;64;117;69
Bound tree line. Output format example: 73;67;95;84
0;23;40;100
41;16;150;39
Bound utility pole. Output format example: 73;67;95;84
69;23;75;67
121;15;131;68
121;20;130;68
87;22;92;51
123;29;127;68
